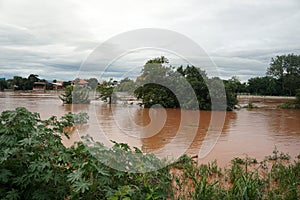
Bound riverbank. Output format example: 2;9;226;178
238;95;296;108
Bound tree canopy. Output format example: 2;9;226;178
134;57;236;110
267;54;300;96
96;78;117;104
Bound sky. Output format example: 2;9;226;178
0;0;299;82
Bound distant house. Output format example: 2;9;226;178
52;82;64;90
33;82;46;90
71;79;88;85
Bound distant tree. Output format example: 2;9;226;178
6;79;14;89
74;78;80;84
87;78;99;90
60;85;90;104
247;76;278;95
177;65;210;110
134;57;237;110
46;82;53;90
134;57;180;108
267;54;300;95
117;77;135;93
224;76;248;94
12;76;25;90
97;78;116;104
26;74;40;90
0;80;7;91
145;56;169;64
62;81;71;88
28;74;39;83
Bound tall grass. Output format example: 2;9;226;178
171;150;300;199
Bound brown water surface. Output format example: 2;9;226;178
1;92;300;166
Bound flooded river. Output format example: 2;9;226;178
1;92;300;166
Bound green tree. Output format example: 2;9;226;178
224;76;248;94
247;76;278;95
117;77;136;93
62;81;71;88
267;54;300;95
97;78;116;104
27;74;39;83
134;57;236;110
177;65;211;110
87;78;99;90
134;57;180;108
0;80;7;91
60;85;90;104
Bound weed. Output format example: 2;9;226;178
243;103;257;108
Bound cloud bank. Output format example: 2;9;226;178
0;0;299;81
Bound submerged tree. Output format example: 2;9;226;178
60;85;90;104
96;78;117;104
134;57;237;110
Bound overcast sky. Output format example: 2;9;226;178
1;0;299;82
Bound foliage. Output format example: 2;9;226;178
87;78;99;90
247;76;278;96
265;146;291;161
224;76;248;94
0;108;87;199
243;103;257;109
116;77;136;93
0;108;173;200
134;57;237;110
1;74;52;91
62;81;72;88
278;101;296;109
172;153;300;199
60;112;89;124
97;78;117;104
266;54;300;96
0;80;8;91
60;85;90;104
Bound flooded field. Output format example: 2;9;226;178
1;92;300;166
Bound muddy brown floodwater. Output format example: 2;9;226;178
1;92;300;167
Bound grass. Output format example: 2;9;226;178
171;149;300;199
278;101;296;109
278;100;300;109
243;103;258;108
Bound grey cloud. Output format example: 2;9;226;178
0;0;299;82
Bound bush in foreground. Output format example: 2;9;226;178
0;108;172;200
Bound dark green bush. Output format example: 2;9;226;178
0;108;173;200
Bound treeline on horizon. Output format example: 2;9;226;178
1;54;300;97
0;75;98;91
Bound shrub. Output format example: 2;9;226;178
243;103;257;108
0;108;173;200
278;101;295;109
